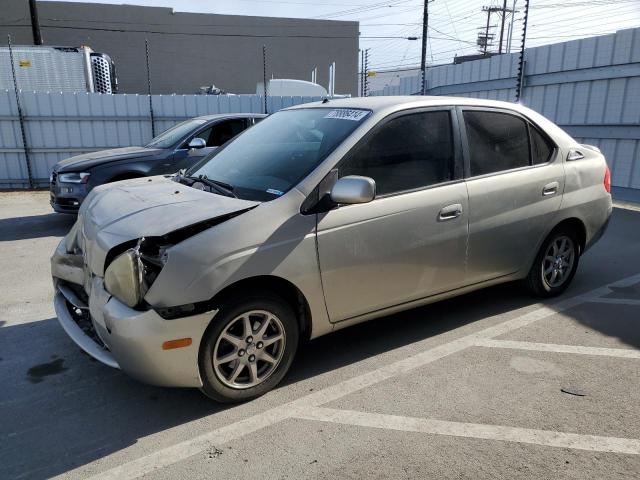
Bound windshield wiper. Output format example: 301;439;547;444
186;175;237;198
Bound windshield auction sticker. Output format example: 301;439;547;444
324;109;370;121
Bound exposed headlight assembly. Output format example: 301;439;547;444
104;238;168;308
104;250;143;308
58;172;90;184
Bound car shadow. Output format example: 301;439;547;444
1;208;638;479
0;315;227;480
562;206;640;350
288;282;531;384
0;213;76;242
0;281;531;480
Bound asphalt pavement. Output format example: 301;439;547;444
1;191;639;480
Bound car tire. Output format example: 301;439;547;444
525;226;580;297
198;292;298;403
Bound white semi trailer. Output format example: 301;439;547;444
0;45;117;93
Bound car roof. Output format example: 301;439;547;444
194;113;268;121
284;95;534;114
283;95;577;146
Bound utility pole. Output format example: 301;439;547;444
420;0;429;95
497;0;516;54
29;0;43;45
479;6;501;55
483;8;491;54
498;0;507;54
506;0;518;53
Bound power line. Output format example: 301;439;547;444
530;0;639;8
313;0;418;19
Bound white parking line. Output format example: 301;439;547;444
85;272;640;480
294;407;640;455
585;297;640;306
474;338;640;359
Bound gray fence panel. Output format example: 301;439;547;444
369;27;640;191
0;93;322;188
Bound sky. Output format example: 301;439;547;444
45;0;640;74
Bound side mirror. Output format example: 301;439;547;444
188;137;207;149
330;175;376;205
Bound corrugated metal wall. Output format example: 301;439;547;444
372;28;640;192
0;93;321;188
2;27;639;192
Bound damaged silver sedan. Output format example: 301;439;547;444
52;97;611;402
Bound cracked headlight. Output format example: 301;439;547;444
104;250;142;308
104;238;168;308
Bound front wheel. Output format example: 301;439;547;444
199;293;298;403
525;227;580;297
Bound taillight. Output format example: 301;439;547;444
604;164;611;193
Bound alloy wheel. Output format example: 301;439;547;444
212;310;286;389
542;235;575;288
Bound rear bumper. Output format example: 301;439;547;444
584;200;613;252
51;240;215;388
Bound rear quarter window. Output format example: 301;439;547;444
530;125;555;164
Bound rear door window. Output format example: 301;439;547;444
339;110;455;196
463;110;530;176
530;125;554;164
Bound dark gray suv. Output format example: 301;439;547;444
49;113;265;213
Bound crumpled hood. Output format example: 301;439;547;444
55;146;162;172
75;176;259;276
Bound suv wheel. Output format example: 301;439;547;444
526;227;580;297
199;293;298;403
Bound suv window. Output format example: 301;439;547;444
464;111;530;176
340;111;454;196
210;119;247;146
530;124;554;164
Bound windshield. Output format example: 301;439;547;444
187;108;370;201
145;119;206;149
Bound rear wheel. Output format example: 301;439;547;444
199;293;298;403
525;227;580;297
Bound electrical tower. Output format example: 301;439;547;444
478;3;515;55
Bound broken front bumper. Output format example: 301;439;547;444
51;239;214;388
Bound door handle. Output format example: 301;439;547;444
542;182;559;196
439;203;463;221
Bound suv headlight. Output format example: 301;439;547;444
59;172;90;184
104;238;168;308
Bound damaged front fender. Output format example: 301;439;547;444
51;239;85;286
